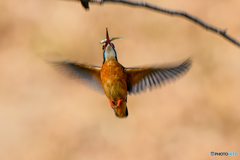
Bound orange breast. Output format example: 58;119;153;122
100;58;127;102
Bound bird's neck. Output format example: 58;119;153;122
103;48;118;63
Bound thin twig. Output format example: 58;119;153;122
102;0;240;47
76;0;240;47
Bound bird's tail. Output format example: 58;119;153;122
112;105;128;118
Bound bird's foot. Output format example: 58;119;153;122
117;99;123;107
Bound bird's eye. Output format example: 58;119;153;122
102;45;105;50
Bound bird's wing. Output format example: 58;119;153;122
51;61;104;93
124;58;191;95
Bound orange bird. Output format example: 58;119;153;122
52;28;191;118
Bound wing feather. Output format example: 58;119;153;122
51;61;103;93
137;80;142;92
125;58;191;95
153;72;161;86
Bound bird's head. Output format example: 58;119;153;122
100;28;122;63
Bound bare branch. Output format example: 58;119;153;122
76;0;240;47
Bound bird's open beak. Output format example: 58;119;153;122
99;28;123;45
105;28;111;47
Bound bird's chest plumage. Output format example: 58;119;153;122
100;59;127;101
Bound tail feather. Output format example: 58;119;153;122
111;97;128;118
112;106;128;118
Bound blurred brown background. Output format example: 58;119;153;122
0;0;240;160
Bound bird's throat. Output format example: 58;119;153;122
103;45;118;63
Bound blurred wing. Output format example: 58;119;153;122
125;59;191;95
51;61;103;93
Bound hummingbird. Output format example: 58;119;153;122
51;28;191;118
